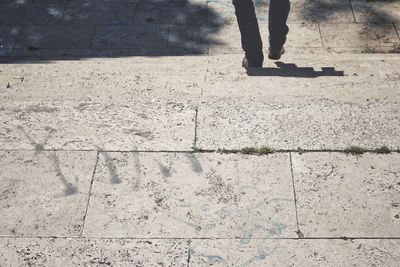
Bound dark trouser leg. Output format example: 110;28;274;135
269;0;290;49
232;0;264;63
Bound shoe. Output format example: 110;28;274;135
268;46;285;60
242;57;263;68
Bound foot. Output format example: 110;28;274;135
242;57;263;68
268;46;285;60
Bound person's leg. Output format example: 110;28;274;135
232;0;264;64
268;0;290;49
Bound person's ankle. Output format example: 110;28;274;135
268;46;285;60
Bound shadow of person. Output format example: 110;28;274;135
246;61;344;78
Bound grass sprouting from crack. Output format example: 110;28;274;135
217;148;234;154
344;146;365;156
373;145;391;154
193;145;397;155
191;146;204;152
216;147;275;155
297;147;304;155
241;146;275;155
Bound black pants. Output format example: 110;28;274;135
232;0;290;63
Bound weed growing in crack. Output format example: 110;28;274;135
373;145;391;154
241;147;258;154
297;147;304;155
191;146;204;152
344;146;365;156
241;146;275;155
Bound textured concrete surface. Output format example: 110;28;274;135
0;101;196;151
203;54;400;102
196;54;400;150
289;0;355;23
292;152;400;237
92;25;170;49
1;0;400;265
197;99;400;150
352;0;400;23
0;150;97;237
0;238;188;266
320;23;399;48
190;239;400;266
2;54;400;151
15;26;95;50
0;26;20;56
83;153;297;238
0;57;205;102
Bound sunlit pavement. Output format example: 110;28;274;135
1;0;400;266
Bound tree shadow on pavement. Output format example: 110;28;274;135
0;0;224;63
246;62;344;77
300;0;399;23
298;0;400;52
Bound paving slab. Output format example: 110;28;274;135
203;54;400;102
352;0;400;23
0;26;20;56
196;54;400;150
0;101;196;151
92;25;169;49
0;150;97;237
62;2;137;25
326;45;400;53
285;23;323;48
168;25;221;50
197;99;400;150
190;238;400;266
207;23;322;52
207;1;237;26
7;47;209;57
135;2;207;25
1;0;65;6
207;0;268;26
206;24;241;52
292;152;400;237
83;152;297;238
320;23;400;48
0;4;65;26
208;0;354;25
3;54;400;151
15;25;95;50
0;238;188;266
0;57;206;102
289;0;355;23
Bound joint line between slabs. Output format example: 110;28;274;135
187;239;192;267
193;106;199;148
394;23;400;40
348;0;357;23
318;23;325;48
1;236;400;240
80;151;100;237
1;148;399;154
289;152;301;237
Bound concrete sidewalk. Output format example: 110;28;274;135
1;54;400;266
1;0;400;58
1;0;400;266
